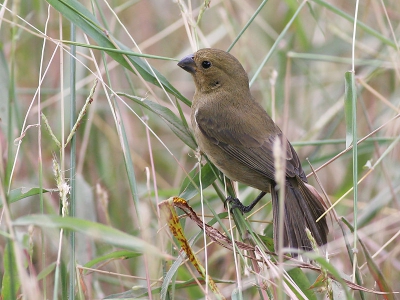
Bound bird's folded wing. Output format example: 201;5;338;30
195;105;306;181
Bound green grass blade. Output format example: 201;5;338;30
308;255;354;300
344;72;355;148
345;69;359;284
105;277;231;299
37;262;56;281
341;217;396;299
0;47;10;138
161;253;186;300
13;215;164;256
250;0;307;86
46;0;190;106
1;242;19;300
312;0;396;48
179;163;217;200
287;267;317;300
339;218;366;300
118;92;197;149
61;41;177;61
113;99;141;217
359;239;395;298
4;27;16;192
227;0;269;52
83;250;141;270
1;187;52;208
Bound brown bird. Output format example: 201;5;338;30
178;48;328;252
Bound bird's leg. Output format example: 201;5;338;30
224;191;267;213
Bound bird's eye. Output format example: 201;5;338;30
201;61;212;69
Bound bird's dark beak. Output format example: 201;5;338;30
178;54;196;74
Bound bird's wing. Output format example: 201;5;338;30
195;103;306;181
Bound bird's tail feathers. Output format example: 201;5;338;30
271;177;328;254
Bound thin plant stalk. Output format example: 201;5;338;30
227;0;269;52
249;0;307;86
350;0;360;283
69;22;77;299
39;4;51;299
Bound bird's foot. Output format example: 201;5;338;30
224;196;253;214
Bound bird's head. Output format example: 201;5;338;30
178;48;249;94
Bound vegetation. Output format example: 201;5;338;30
0;0;399;299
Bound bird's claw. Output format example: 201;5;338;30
224;196;251;214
